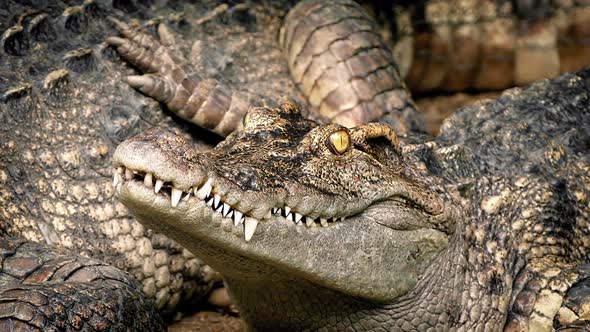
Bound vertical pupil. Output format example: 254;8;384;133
329;131;348;154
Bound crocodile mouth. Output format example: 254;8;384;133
113;166;350;241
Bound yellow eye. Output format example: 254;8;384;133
328;130;349;155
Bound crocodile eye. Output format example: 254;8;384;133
328;130;349;155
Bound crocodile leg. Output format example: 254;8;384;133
106;19;250;137
0;238;165;331
108;0;427;136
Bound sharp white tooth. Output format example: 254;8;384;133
113;172;121;187
233;210;243;226
171;188;182;207
125;168;133;180
294;212;303;224
182;190;191;201
284;206;291;215
306;217;314;227
195;178;213;200
285;212;293;221
206;196;214;207
265;210;272;219
339;216;345;222
272;208;279;215
144;173;153;188
117;166;124;174
213;194;221;209
244;217;258;242
222;203;232;217
154;179;163;193
320;218;328;227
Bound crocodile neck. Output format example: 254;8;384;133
219;213;523;331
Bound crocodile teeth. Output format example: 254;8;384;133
195;178;213;200
213;194;221;210
113;171;122;187
233;210;244;226
154;180;163;193
115;166;353;239
244;217;258;242
171;188;183;207
144;173;153;188
222;203;232;217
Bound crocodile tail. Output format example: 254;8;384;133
394;1;590;92
280;0;424;135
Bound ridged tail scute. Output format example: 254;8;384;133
280;0;421;134
107;18;249;137
397;1;590;92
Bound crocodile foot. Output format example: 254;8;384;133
106;18;249;137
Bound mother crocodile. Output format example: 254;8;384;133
109;0;590;331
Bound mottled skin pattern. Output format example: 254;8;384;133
115;70;590;331
0;0;237;323
1;0;590;330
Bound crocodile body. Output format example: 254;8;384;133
0;0;229;324
114;72;590;330
110;0;590;331
1;0;590;330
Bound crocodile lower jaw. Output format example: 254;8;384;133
112;165;348;241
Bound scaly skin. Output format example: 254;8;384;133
113;69;590;331
0;0;232;321
2;0;590;329
0;237;164;331
391;0;590;92
110;0;590;330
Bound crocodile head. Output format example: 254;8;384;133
113;103;458;312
